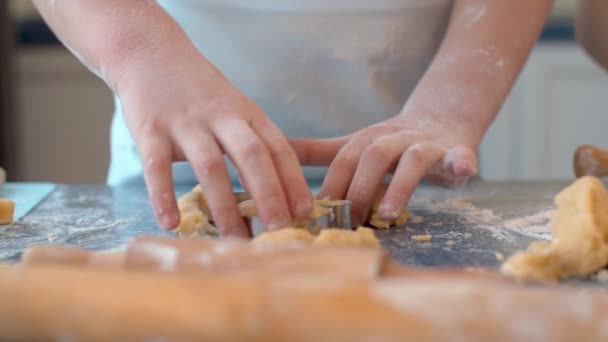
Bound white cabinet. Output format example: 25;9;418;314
479;42;608;181
14;47;114;183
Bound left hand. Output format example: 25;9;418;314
290;114;480;227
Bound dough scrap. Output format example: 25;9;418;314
239;199;331;220
411;234;432;242
254;227;380;248
502;176;608;282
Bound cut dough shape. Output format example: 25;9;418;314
502;176;608;282
254;227;380;248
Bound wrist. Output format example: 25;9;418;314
99;23;196;94
399;81;499;144
106;39;201;96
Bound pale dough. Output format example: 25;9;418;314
254;227;381;248
502;176;608;282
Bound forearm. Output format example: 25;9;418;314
32;0;197;91
576;0;608;70
402;0;553;146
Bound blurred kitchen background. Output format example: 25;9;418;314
1;1;606;184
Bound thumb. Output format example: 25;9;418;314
289;136;351;166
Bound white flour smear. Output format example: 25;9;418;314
414;198;553;242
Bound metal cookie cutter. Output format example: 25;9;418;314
321;199;352;229
247;199;352;237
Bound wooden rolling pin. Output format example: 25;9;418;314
0;264;607;341
574;144;608;178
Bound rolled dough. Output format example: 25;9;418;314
254;227;381;249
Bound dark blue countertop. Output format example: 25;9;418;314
14;18;576;47
0;180;559;270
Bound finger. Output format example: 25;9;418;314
377;144;443;220
253;119;313;219
444;146;478;177
346;135;407;227
319;134;377;200
289;136;350;166
138;134;179;230
214;120;292;231
175;129;248;237
425;146;477;188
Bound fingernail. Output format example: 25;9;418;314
267;214;291;231
454;161;477;177
294;199;313;218
378;203;400;220
160;212;179;230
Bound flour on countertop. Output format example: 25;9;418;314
413;196;553;242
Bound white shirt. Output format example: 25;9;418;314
108;0;453;186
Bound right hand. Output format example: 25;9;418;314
111;45;313;237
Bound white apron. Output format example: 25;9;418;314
108;0;453;186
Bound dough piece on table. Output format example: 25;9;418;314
255;227;381;248
0;199;15;225
23;235;388;277
174;186;217;236
502;176;608;282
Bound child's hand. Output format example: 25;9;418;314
291;114;480;227
115;47;312;236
